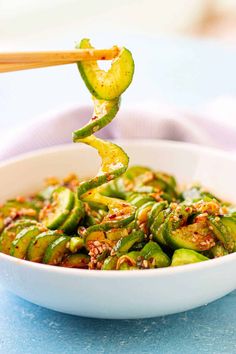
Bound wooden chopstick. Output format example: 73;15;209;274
0;47;120;73
0;61;73;73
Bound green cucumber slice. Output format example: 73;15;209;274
10;225;45;259
140;241;170;268
68;237;85;253
163;206;215;251
100;166;152;199
151;209;171;246
0;200;39;232
106;228;128;241
117;251;140;270
134;201;155;230
208;216;236;252
171;249;209;266
77;137;129;196
37;185;57;201
73;98;120;140
164;219;215;251
61;253;90;268
0;219;38;254
43;235;71;265
1;199;40;216
207;242;229;258
113;230;144;254
129;194;155;208
148;201;168;231
61;197;84;234
84;208;107;227
40;186;74;229
85;208;134;234
27;230;63;262
102;255;118;270
77;38;134;101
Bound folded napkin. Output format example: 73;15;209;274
0;96;236;161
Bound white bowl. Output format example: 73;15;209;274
0;140;236;319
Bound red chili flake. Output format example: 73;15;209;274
109;214;117;220
107;175;113;181
91;116;98;121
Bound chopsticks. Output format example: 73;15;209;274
0;47;120;73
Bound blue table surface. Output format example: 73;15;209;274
1;35;236;353
0;286;235;354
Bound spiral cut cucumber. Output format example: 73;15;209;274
0;38;236;270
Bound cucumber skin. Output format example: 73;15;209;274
73;98;120;140
162;206;215;251
148;201;168;230
102;256;118;270
76;139;129;197
61;253;90;268
163;218;214;252
43;236;71;265
0;219;38;254
10;225;45;259
85;211;135;235
41;187;75;230
171;249;209;266
61;198;84;235
151;209;171;246
141;241;170;268
27;231;63;262
208;216;235;252
77;39;134;101
114;230;144;254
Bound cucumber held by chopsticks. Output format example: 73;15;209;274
0;38;235;270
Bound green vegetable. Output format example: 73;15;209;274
206;242;229;258
151;208;171;246
73;98;120;140
148;201;168;230
171;249;209;266
208;216;236;252
77;38;134;100
106;228;128;241
60;196;84;234
27;230;63;262
102;256;118;270
140;241;170;268
68;237;85;253
163;206;215;251
43;235;71;265
40;186;75;229
113;230;144;254
117;251;140;270
0;199;39;232
10;225;45;259
0;219;38;254
61;253;90;268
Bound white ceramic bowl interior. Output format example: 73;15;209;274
0;140;236;319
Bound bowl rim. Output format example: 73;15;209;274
1;250;236;278
1;138;236;169
0;138;236;279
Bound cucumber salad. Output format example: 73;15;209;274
0;39;236;270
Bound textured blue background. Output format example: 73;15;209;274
1;36;236;353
